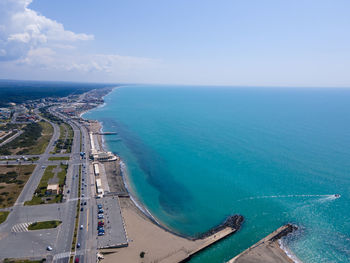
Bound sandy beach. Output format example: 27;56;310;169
100;197;241;263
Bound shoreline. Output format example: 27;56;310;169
228;224;299;263
81;87;301;263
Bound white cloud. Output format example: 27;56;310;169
0;0;161;82
17;47;160;75
0;0;93;61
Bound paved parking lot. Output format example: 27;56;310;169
97;196;127;248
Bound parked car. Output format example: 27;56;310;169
98;214;104;219
47;245;53;251
84;201;87;205
97;204;102;209
98;209;104;214
75;257;80;263
80;207;83;212
98;220;104;226
80;224;83;230
77;243;81;248
98;232;105;236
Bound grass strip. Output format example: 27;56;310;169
0;211;10;224
71;165;82;251
28;220;62;230
3;259;45;263
48;156;70;161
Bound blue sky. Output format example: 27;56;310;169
0;0;350;86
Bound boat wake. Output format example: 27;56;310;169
238;194;340;202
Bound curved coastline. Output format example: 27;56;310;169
82;86;302;263
81;87;200;240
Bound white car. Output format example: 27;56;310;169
47;245;53;251
80;224;83;230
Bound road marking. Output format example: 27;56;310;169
11;222;32;233
68;197;90;202
53;251;72;260
86;207;89;232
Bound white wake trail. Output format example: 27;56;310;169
238;194;340;202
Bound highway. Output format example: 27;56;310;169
50;108;98;263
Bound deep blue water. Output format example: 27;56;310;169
84;85;350;263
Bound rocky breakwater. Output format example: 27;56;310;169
197;215;244;240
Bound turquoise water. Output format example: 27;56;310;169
84;85;350;263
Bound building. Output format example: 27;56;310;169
96;179;104;197
90;151;118;162
93;163;100;176
0;108;11;120
46;184;60;195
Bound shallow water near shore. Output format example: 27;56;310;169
84;85;350;263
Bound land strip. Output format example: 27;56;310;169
228;224;297;263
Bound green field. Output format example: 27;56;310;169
0;121;53;155
29;121;53;154
28;220;62;230
0;165;35;208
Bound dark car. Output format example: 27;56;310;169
80;207;84;211
98;209;104;214
77;243;81;248
97;204;102;209
84;201;87;205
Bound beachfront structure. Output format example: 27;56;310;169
96;178;104;197
90;150;118;162
93;163;100;176
89;132;96;151
89;131;117;162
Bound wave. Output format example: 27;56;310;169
279;238;303;263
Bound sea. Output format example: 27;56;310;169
83;85;350;263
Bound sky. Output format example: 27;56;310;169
0;0;350;86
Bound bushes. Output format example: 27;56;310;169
0;123;42;155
